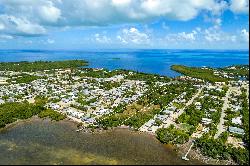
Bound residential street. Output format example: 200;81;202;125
214;87;231;139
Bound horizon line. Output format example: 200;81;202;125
0;48;249;52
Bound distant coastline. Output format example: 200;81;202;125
0;49;248;78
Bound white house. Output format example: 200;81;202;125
232;116;242;125
201;118;212;125
0;99;5;104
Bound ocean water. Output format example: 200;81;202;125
0;49;248;77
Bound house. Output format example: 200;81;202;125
202;127;209;133
195;102;201;106
156;115;167;121
85;118;96;124
167;106;177;112
62;98;70;103
50;103;60;110
209;108;217;112
232;116;242;125
0;99;5;104
162;109;173;115
95;109;109;115
201;118;212;125
7;98;15;103
24;95;33;99
232;105;242;112
216;88;222;92
195;102;202;110
228;126;245;135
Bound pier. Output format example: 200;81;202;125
182;140;195;161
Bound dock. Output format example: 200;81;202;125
182;141;194;161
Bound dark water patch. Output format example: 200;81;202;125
0;119;203;165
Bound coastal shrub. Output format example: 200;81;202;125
38;109;66;121
7;74;43;84
194;135;249;164
97;114;127;128
218;132;229;143
171;65;230;82
124;109;161;129
240;91;249;147
177;104;203;127
0;60;88;72
0;102;45;128
156;125;189;145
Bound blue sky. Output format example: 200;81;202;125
0;0;249;50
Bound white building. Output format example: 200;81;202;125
232;116;242;125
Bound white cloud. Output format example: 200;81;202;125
0;34;13;40
37;1;61;23
0;0;230;34
0;0;58;36
117;27;150;44
94;33;111;44
111;0;131;6
196;27;201;32
241;29;249;42
230;35;237;42
203;15;223;29
47;39;55;44
203;26;244;43
0;0;61;24
214;18;222;27
137;0;227;21
0;23;5;30
178;31;197;41
0;0;247;43
163;26;241;44
0;15;46;36
204;29;221;42
165;30;197;42
230;0;249;14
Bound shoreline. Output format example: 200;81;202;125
176;141;236;165
0;116;236;165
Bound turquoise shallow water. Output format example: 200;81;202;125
0;118;203;165
0;49;248;77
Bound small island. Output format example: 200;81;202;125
0;60;249;165
111;58;121;60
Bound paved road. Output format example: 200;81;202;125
173;87;203;119
164;86;204;128
214;87;232;139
